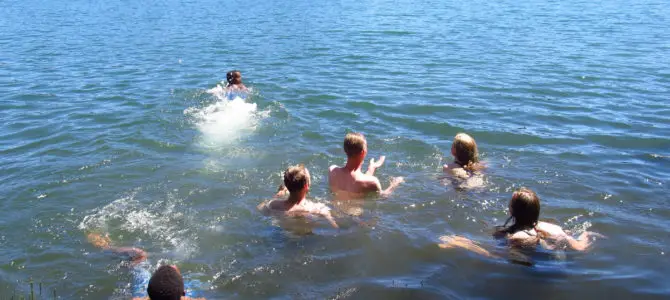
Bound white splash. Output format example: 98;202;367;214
78;191;198;259
185;85;266;147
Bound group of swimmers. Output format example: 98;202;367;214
85;71;603;299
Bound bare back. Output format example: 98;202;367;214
328;165;381;197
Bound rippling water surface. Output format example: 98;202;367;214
1;0;669;298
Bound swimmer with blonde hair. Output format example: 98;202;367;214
439;188;604;258
443;133;484;176
442;133;486;188
258;165;339;228
329;132;404;198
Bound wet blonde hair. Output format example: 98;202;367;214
283;165;310;193
343;132;366;157
452;133;480;171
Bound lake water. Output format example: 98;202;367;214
1;0;669;299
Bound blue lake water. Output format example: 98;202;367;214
1;0;669;298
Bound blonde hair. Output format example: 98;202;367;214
343;132;366;157
452;133;481;171
283;165;310;193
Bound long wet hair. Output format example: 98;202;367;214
496;188;541;236
451;133;482;172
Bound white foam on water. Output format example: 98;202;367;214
185;85;267;147
78;191;198;259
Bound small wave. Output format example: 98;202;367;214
185;85;267;147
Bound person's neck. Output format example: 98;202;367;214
286;192;306;207
344;157;364;172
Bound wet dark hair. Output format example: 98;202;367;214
147;265;185;300
226;70;241;84
496;188;541;235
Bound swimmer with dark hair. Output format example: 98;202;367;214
87;233;205;300
438;188;604;258
225;70;248;94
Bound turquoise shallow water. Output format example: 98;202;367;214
1;0;669;298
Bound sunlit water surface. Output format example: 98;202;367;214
1;0;669;299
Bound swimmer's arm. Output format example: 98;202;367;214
438;235;498;258
366;156;386;176
562;231;605;251
320;209;339;229
112;247;148;265
379;177;404;197
87;233;147;265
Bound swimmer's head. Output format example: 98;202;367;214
284;164;310;193
451;133;479;168
343;132;367;158
508;188;541;229
147;265;185;300
226;70;242;84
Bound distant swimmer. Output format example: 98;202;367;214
329;132;403;198
225;70;248;99
87;233;206;300
438;188;605;260
442;133;485;188
258;165;339;229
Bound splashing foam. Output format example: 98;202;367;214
185;85;267;147
78;191;197;259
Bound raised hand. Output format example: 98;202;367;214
367;156;386;175
390;176;404;187
370;156;386;169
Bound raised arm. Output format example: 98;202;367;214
380;177;404;197
366;156;386;176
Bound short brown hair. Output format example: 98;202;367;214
283;165;310;193
343;132;366;157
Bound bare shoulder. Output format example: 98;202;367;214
329;165;339;172
258;200;281;214
537;221;567;237
358;175;381;191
